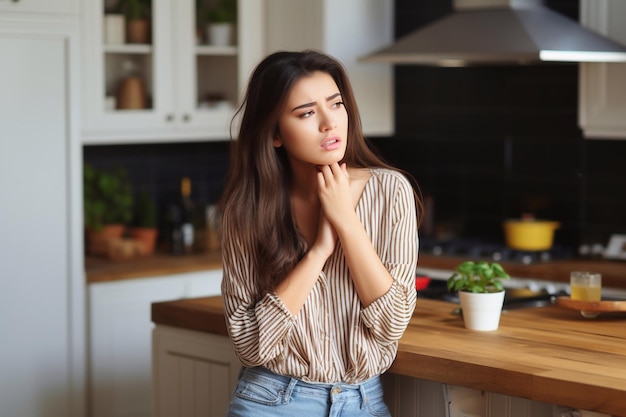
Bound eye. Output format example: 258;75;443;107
298;110;314;119
332;101;344;109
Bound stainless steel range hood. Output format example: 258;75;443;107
361;0;626;66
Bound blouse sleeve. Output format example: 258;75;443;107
220;223;297;367
360;172;418;344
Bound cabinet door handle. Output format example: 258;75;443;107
166;114;174;122
183;114;191;123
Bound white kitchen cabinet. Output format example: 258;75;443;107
152;326;240;417
89;270;222;417
579;0;626;139
0;0;77;14
81;0;264;144
264;0;395;136
0;15;84;417
386;375;585;417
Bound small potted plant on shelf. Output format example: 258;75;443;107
116;0;152;44
203;0;237;46
83;163;134;256
129;189;159;255
447;261;510;331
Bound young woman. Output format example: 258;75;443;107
219;50;423;417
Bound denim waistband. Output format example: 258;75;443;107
239;366;382;408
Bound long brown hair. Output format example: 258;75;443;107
220;50;423;297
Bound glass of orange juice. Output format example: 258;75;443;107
570;271;602;318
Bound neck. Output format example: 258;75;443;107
289;163;320;201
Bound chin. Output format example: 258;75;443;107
301;149;347;167
326;148;347;164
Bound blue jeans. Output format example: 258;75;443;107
225;366;391;417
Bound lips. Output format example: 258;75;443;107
321;136;341;150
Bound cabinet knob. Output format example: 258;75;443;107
183;114;191;123
166;114;174;122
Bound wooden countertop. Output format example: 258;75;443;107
151;296;626;417
86;250;626;290
85;250;222;283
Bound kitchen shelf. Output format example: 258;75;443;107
196;45;237;55
103;43;152;54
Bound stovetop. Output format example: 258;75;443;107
419;237;574;265
417;278;568;310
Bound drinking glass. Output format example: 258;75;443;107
570;271;602;318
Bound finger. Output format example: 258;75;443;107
329;162;341;176
322;165;341;188
329;162;348;177
318;164;332;176
317;170;326;188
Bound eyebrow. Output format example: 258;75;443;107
290;93;342;112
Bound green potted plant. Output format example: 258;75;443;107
129;189;159;255
116;0;152;43
83;163;134;256
447;261;510;331
203;0;237;46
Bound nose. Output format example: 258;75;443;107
319;109;337;132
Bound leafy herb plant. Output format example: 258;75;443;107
83;163;133;232
116;0;151;21
447;261;510;294
205;0;237;23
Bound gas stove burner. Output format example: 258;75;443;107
432;245;444;256
420;237;573;264
517;251;542;265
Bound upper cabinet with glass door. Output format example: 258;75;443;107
81;0;263;144
579;0;626;140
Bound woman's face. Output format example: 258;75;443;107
274;71;348;169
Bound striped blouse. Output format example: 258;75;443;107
220;168;419;384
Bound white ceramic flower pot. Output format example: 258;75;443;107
104;14;125;44
206;23;234;46
459;291;505;331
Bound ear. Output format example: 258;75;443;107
272;136;282;148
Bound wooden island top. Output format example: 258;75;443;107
152;296;626;416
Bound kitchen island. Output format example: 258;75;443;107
151;296;626;417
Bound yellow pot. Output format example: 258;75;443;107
503;219;560;251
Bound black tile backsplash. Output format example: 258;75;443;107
83;141;231;235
